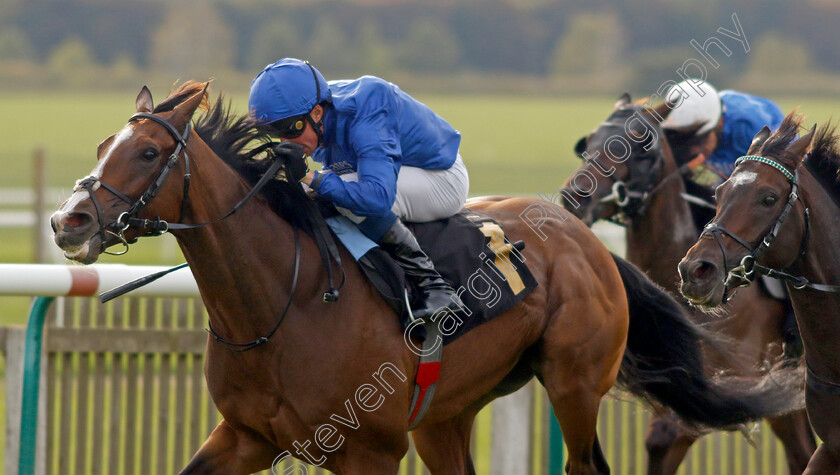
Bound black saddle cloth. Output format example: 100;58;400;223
357;209;539;346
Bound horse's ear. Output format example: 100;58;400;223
170;82;209;131
574;136;588;157
650;101;673;122
787;124;817;161
136;86;154;113
746;126;772;155
615;93;631;108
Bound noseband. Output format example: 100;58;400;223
700;156;813;302
76;113;193;254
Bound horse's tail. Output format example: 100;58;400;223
612;254;803;428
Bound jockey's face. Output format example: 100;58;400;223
686;118;722;161
282;105;322;156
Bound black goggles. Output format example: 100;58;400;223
267;115;308;138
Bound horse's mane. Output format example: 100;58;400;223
756;113;803;172
803;121;840;204
158;82;314;233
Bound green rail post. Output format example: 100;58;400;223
19;296;54;475
548;414;565;474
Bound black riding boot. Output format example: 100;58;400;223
378;219;464;320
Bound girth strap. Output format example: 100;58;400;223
301;199;344;302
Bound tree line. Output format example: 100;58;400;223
1;0;837;94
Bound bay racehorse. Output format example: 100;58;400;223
680;113;840;474
562;95;815;474
51;83;803;474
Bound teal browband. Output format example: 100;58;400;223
734;155;795;182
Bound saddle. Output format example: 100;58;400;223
327;208;539;345
322;208;539;429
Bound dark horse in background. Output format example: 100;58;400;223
562;95;815;474
51;83;803;474
681;113;840;474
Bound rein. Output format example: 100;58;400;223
207;227;301;351
700;156;840;302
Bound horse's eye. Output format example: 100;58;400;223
142;149;159;161
762;194;778;207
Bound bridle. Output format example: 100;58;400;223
699;154;840;303
75;111;339;351
76;113;194;254
580;117;696;226
703;154;840;398
595;154;694;226
78;112;300;246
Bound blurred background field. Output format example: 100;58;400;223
2;92;840;192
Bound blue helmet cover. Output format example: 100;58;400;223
248;58;330;123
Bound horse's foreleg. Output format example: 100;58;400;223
767;409;817;474
545;383;609;475
644;416;697;475
179;420;281;475
538;333;617;475
412;411;478;475
535;292;625;474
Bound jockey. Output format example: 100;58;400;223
660;80;785;187
249;58;469;320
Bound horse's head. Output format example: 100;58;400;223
51;82;209;264
679;112;815;307
562;93;671;226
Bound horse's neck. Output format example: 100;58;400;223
625;149;697;292
793;173;840;285
788;174;840;372
170;142;303;342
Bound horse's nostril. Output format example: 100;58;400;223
65;212;92;230
692;261;716;279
